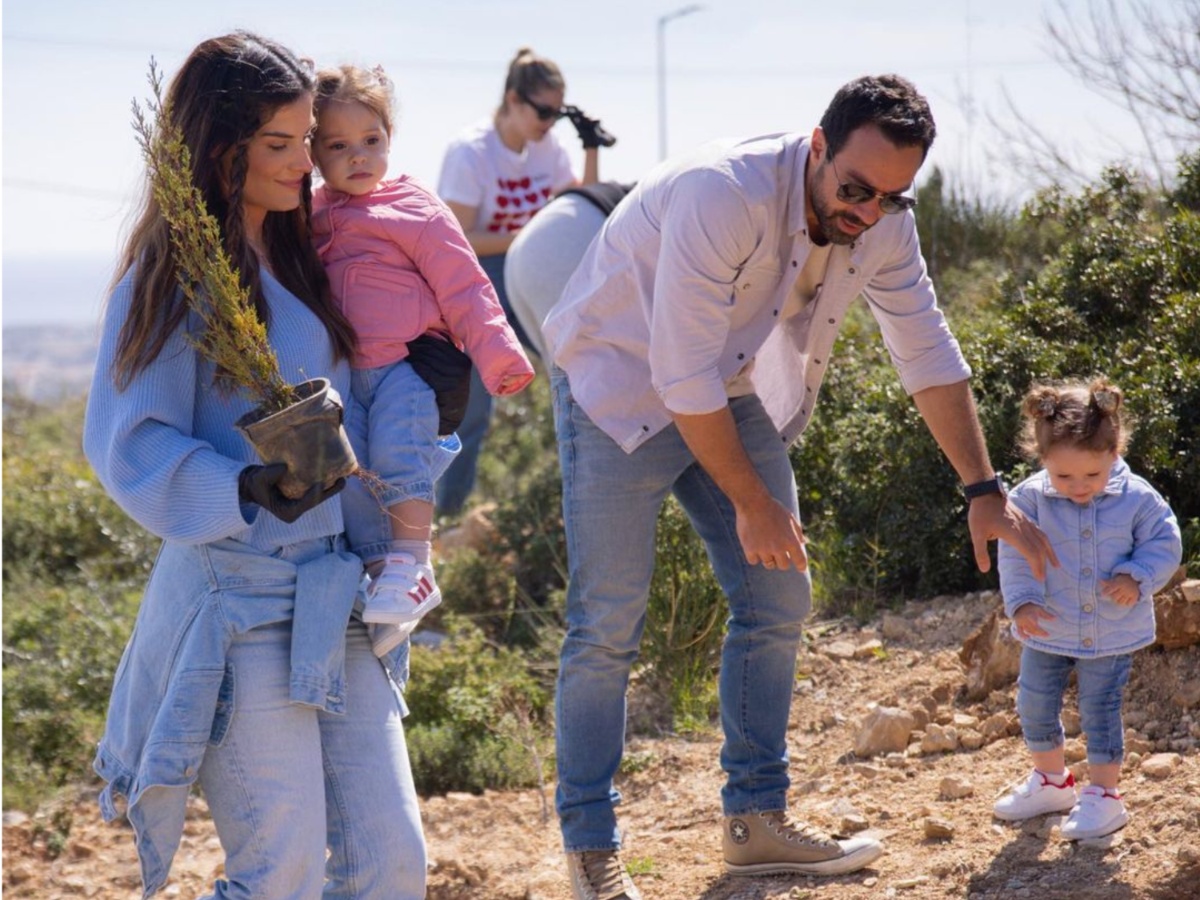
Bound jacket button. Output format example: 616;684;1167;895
1083;638;1094;648
737;353;745;360
1083;604;1094;612
848;267;856;274
1082;567;1092;577
1082;529;1093;538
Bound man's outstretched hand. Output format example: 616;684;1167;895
968;493;1059;580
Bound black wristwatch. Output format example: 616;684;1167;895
963;474;1006;501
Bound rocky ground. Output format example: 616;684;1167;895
5;590;1200;900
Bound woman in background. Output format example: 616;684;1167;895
435;46;611;517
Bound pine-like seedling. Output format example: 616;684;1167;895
131;60;297;412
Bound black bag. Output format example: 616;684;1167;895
405;333;473;435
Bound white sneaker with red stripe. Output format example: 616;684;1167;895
362;553;442;627
1061;785;1129;840
993;769;1078;821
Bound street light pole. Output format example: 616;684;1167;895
657;4;703;161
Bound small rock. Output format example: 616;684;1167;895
1062;709;1082;736
1077;831;1125;850
840;814;870;834
2;810;30;827
881;614;912;641
895;875;932;888
923;817;955;839
823;640;857;660
1178;845;1200;865
980;713;1011;742
959;728;986;751
855;707;917;758
939;775;974;800
1141;753;1182;779
854;639;884;659
920;723;958;754
1063;739;1087;763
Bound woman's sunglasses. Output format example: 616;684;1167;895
519;91;564;123
829;155;917;214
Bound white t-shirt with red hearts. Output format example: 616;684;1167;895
437;119;577;237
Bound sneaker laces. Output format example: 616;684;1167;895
577;850;629;897
763;811;839;850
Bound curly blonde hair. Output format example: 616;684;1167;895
1017;378;1131;461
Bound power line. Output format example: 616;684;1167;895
3;32;1058;79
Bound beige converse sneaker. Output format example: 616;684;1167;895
723;810;883;876
566;849;643;900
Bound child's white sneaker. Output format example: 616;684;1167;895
368;623;410;658
1061;785;1129;840
993;769;1078;821
362;553;442;626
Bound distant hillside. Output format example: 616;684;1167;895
2;324;98;403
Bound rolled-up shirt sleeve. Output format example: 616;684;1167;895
650;171;761;416
862;213;971;395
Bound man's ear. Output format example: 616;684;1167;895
810;126;826;160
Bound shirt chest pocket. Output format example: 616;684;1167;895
340;264;441;345
729;262;784;324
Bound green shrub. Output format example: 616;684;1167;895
2;397;153;812
794;153;1200;606
640;497;725;731
404;617;550;795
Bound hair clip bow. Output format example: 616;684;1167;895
1093;389;1118;414
1037;395;1057;418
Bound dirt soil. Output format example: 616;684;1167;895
5;591;1199;900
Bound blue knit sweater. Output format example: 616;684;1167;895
84;268;352;549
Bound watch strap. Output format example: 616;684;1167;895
963;475;1006;500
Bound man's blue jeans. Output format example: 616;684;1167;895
551;369;811;852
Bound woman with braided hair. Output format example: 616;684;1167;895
992;378;1181;841
85;31;425;897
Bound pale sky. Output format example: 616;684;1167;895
1;0;1164;324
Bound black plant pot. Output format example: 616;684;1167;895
235;377;358;500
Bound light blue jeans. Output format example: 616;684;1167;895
1016;645;1133;765
197;600;425;897
551;369;811;852
343;360;459;563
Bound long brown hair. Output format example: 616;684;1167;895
112;31;355;387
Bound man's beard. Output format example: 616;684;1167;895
811;191;869;247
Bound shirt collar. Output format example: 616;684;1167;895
1040;456;1130;499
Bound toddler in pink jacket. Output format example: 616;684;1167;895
312;64;534;656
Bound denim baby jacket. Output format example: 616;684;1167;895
998;458;1182;658
84;270;409;896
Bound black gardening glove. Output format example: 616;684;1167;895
405;333;474;435
564;105;617;149
238;463;346;524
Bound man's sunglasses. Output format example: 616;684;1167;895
829;155;917;214
519;91;564;122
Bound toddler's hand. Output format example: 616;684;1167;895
1012;602;1056;639
1101;574;1140;606
497;372;532;395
